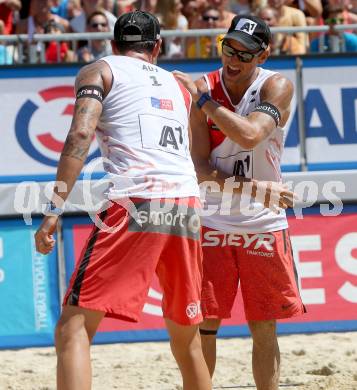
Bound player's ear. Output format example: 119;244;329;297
111;40;119;55
257;46;270;65
153;38;162;61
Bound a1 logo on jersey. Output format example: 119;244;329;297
139;114;188;158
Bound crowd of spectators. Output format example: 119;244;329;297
0;0;356;64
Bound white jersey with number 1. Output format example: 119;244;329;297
96;55;199;200
202;67;288;233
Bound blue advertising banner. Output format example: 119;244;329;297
0;219;60;348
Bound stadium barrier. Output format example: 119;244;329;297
0;24;357;64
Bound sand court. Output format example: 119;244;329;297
1;331;356;390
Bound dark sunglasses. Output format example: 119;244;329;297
90;22;108;28
222;41;262;63
203;15;219;21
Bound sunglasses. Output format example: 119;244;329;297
203;15;219;21
325;17;344;24
222;42;262;63
90;22;108;28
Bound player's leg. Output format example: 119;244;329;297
156;197;212;389
165;319;212;390
55;305;105;390
200;227;240;378
239;229;305;390
248;319;280;390
199;318;221;377
55;202;159;390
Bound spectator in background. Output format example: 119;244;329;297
51;0;82;19
70;0;116;32
268;0;308;53
330;0;357;24
182;0;202;28
16;0;70;63
115;0;137;14
310;6;357;52
286;0;322;23
208;0;235;28
346;0;357;15
16;0;69;34
230;0;267;15
156;0;187;58
76;10;111;61
0;0;21;34
186;7;223;58
259;5;305;53
44;19;75;62
157;0;188;30
138;0;157;13
67;0;82;18
0;18;13;63
102;0;137;16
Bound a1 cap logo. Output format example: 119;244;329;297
234;18;257;35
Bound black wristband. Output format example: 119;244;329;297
253;101;281;126
196;92;211;109
76;85;104;103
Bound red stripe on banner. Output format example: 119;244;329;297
37;133;64;153
62;103;74;116
39;86;74;102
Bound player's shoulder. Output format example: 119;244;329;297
75;60;112;94
262;72;294;96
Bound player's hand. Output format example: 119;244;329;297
252;180;297;213
172;70;200;102
35;216;58;255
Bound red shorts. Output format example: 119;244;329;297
64;197;203;326
201;227;306;321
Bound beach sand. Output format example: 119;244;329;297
1;332;356;390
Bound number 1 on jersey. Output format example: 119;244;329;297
150;76;162;86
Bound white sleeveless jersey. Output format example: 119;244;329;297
97;55;199;200
202;67;288;233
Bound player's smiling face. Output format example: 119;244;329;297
221;39;266;84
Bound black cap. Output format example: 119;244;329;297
114;10;160;43
224;15;271;51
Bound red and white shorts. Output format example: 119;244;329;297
201;227;306;321
64;197;203;326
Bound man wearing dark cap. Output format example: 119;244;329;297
35;10;212;390
174;14;305;390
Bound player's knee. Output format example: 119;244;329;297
199;318;221;336
248;320;277;347
55;315;90;352
170;327;202;357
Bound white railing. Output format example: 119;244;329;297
0;24;356;64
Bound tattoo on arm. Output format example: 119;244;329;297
61;63;105;161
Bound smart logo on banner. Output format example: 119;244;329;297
15;86;100;167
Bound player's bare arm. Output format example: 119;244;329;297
35;61;112;254
187;76;295;212
174;71;294;149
